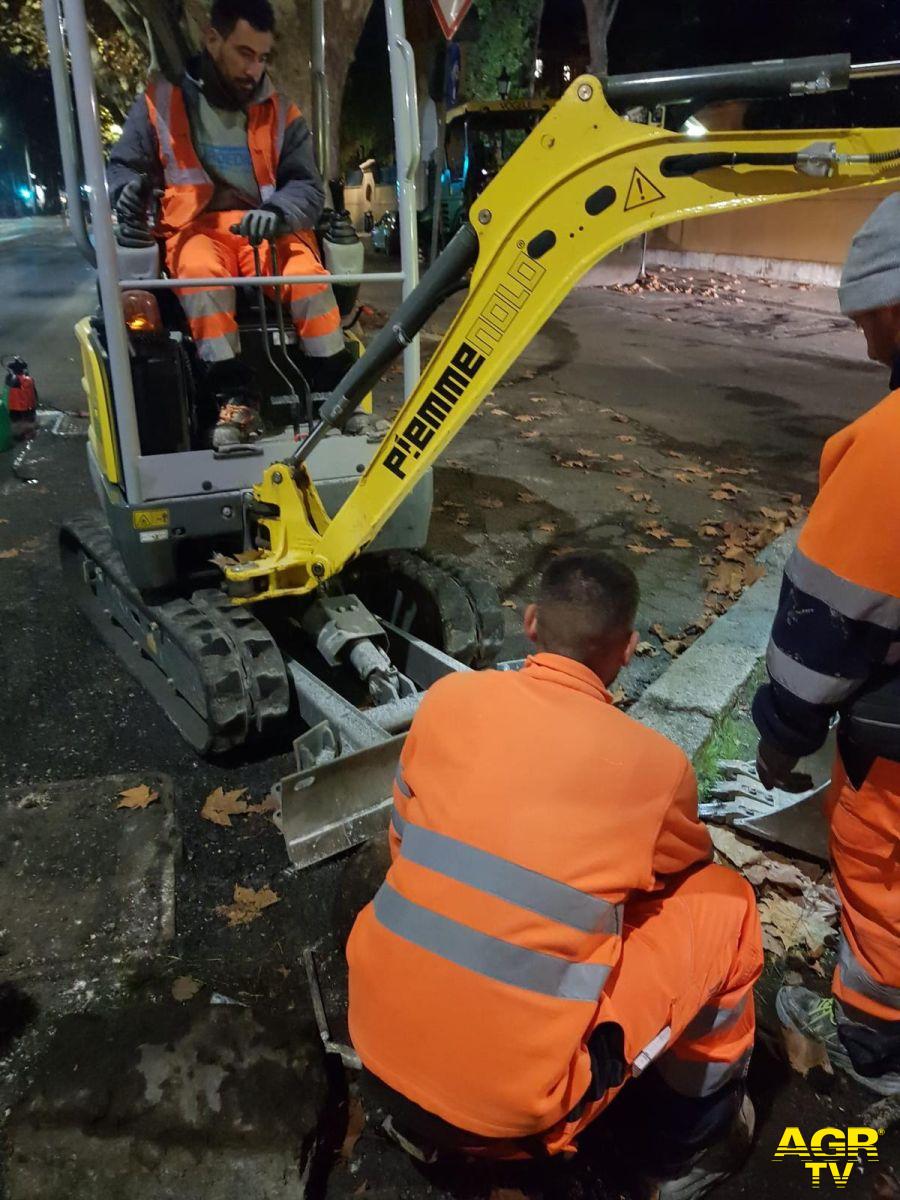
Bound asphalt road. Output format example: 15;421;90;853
1;223;897;1198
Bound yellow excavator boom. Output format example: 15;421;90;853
225;74;900;602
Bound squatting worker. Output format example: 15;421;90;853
348;551;764;1197
756;192;900;1097
106;0;347;448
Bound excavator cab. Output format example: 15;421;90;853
46;0;900;869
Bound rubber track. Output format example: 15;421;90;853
422;553;505;668
61;513;287;753
346;550;479;665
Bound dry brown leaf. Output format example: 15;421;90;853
646;526;671;541
627;543;656;555
0;548;20;559
760;506;788;521
0;518;8;524
782;492;802;505
171;975;201;1002
630;492;651;503
576;447;602;458
617;434;636;444
556;458;587;469
514;413;537;423
501;599;517;608
682;464;712;477
455;512;470;526
781;1024;833;1078
476;496;504;509
635;641;658;657
674;473;695;485
699;524;721;538
520;367;538;380
537;521;557;533
489;407;511;417
718;480;744;494
608;453;625;462
216;884;280;927
699;554;714;566
715;466;753;476
614;468;634;476
518;429;542;440
610;686;628;706
117;784;160;810
202;787;248;828
246;795;279;816
649;622;669;640
665;449;684;459
517;492;540;504
709;489;736;502
670;538;693;549
341;1096;366;1160
663;638;689;657
645;503;661;514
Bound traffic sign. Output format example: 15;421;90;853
430;0;473;40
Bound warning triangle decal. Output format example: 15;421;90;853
624;167;665;211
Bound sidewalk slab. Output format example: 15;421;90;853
631;528;798;758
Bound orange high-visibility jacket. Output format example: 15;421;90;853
144;75;301;237
347;653;713;1139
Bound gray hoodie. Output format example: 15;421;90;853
107;54;325;232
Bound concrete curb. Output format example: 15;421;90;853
630;527;799;759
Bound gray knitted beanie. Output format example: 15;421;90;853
839;192;900;315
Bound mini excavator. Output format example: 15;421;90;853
50;8;900;869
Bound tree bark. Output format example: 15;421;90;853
582;0;621;77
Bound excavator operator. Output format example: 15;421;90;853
107;0;347;448
348;551;764;1198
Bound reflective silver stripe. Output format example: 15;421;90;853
766;641;862;705
260;184;276;201
149;78;210;188
838;937;900;1011
194;332;238;362
655;1048;752;1097
300;329;346;357
398;818;621;936
374;883;610;1002
178;288;236;317
682;994;748;1041
291;290;336;321
786;547;900;630
394;766;411;799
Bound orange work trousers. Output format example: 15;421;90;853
165;210;343;364
829;756;900;1032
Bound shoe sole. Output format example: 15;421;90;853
776;990;900;1096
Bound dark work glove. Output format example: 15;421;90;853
756;740;814;793
116;176;152;223
237;207;282;246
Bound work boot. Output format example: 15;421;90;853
777;985;900;1096
641;1092;755;1200
211;401;262;449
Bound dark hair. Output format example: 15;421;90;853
537;550;638;660
210;0;275;36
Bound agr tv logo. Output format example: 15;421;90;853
773;1126;882;1187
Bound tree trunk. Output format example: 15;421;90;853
582;0;620;77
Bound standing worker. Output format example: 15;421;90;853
755;192;900;1095
106;0;347;447
348;551;763;1197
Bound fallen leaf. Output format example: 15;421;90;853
682;464;712;478
635;641;658;657
518;430;542;440
759;507;788;521
172;975;201;1002
514;414;538;423
644;504;662;514
556;458;588;469
650;622;670;640
341;1096;366;1160
0;518;7;524
610;686;628;706
617;434;636;444
117;784;159;810
627;543;656;555
709;489;735;502
665;449;684;459
476;496;503;509
782;493;802;505
674;473;695;485
246;795;279;816
710;826;760;869
715;466;753;476
699;555;715;566
445;459;465;469
216;884;280;927
781;1024;833;1078
0;548;20;559
517;492;540;504
630;492;651;503
489;407;510;417
520;367;538;380
576;447;602;458
699;524;721;538
670;538;693;548
663;638;690;656
718;480;745;495
608;453;625;462
501;599;517;608
537;521;557;533
646;525;671;540
202;787;248;827
455;513;470;526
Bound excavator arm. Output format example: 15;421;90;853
226;73;900;602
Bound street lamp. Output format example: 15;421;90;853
498;68;510;99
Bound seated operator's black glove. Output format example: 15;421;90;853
237;207;283;246
115;175;157;247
